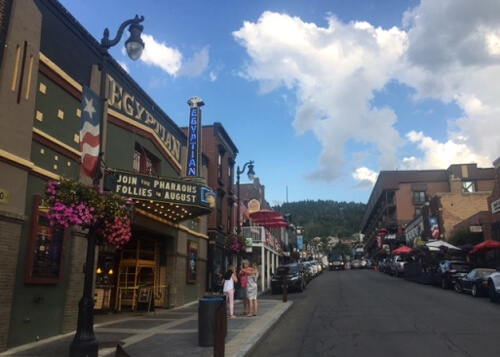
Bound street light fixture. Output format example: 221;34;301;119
69;16;145;357
236;160;255;234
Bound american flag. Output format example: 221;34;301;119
429;216;440;239
80;85;101;178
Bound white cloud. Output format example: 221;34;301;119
138;35;209;78
233;12;407;182
139;34;183;76
352;167;378;188
400;131;491;170
177;46;210;78
117;61;129;73
234;1;500;189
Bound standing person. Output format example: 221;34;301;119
223;265;238;319
247;263;259;316
239;260;251;315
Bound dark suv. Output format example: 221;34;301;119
271;263;306;294
433;260;472;289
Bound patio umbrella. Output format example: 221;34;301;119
469;239;500;254
249;209;282;221
393;245;412;255
254;217;289;228
426;240;461;251
250;209;287;226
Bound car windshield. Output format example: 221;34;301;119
477;269;495;278
450;262;470;270
277;266;297;274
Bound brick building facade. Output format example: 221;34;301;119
0;0;215;351
361;164;495;255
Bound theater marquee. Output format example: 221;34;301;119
104;170;215;222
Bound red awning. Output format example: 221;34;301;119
469;239;500;254
392;245;412;255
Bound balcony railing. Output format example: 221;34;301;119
241;226;282;251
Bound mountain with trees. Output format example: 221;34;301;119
273;200;366;242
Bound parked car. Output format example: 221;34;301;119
433;260;472;289
351;260;360;269
454;268;496;297
390;254;408;277
271;263;306;294
487;267;500;303
309;261;319;277
301;261;313;283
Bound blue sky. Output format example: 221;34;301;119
58;0;500;206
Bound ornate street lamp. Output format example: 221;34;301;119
69;16;145;357
236;161;255;234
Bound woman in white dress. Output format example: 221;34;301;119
246;263;259;316
223;265;238;319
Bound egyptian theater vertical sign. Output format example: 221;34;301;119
186;97;204;178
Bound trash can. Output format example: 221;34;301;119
198;295;226;347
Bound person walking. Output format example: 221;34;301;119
247;263;259;316
239;260;251;315
223;265;238;319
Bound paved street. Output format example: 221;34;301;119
250;269;500;357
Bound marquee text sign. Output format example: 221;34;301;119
104;171;215;208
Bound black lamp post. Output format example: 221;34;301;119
236;161;255;234
69;16;145;357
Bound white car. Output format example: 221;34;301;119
487;268;500;303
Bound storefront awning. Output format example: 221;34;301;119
104;170;215;223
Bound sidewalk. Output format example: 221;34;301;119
0;297;292;357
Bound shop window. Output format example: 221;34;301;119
413;191;426;204
25;195;67;284
227;198;234;232
133;144;160;175
462;181;476;193
228;160;234;191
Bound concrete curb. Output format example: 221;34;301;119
226;300;293;357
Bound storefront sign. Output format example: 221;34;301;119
185;97;203;177
0;188;9;203
104;171;216;209
247;199;260;213
106;75;181;165
470;225;483;232
492;198;500;214
246;237;253;252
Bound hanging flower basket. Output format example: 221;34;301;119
43;177;135;249
225;234;247;254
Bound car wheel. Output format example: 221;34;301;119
298;281;304;293
472;284;480;297
454;281;462;293
488;282;499;303
441;277;448;289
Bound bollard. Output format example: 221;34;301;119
282;278;287;302
280;266;289;303
213;300;225;357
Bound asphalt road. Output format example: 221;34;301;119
249;268;500;357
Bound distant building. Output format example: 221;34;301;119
361;164;495;256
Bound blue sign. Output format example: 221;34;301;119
297;235;303;251
186;107;200;177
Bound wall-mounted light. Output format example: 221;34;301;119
96;267;102;274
